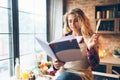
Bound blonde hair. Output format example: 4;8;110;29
63;8;94;39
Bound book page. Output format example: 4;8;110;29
56;49;83;62
49;36;83;62
36;35;83;62
35;37;56;59
50;35;82;44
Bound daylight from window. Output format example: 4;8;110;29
0;0;47;79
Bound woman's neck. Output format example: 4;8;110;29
72;31;81;36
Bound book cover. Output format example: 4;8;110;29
36;35;83;62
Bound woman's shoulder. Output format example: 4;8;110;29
64;31;72;36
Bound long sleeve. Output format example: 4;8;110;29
86;48;100;69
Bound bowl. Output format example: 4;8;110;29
113;54;120;58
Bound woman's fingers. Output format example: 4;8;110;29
53;59;65;69
92;33;99;40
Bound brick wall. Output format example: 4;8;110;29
64;0;120;57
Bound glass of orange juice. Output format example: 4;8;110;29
21;71;29;80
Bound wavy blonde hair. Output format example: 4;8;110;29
63;8;94;39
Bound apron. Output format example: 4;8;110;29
55;41;94;80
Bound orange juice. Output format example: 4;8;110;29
21;71;29;80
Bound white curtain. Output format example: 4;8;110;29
48;0;63;42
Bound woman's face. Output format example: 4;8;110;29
67;14;80;32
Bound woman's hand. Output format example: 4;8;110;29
53;59;65;70
87;33;100;49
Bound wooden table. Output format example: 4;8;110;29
100;55;120;74
10;75;54;80
36;75;54;80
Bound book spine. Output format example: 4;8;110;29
97;11;101;19
106;10;110;19
101;11;105;19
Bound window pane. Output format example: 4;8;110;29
19;34;35;55
0;1;13;78
0;35;10;59
18;0;46;15
19;13;47;33
19;34;47;70
19;12;34;33
35;34;47;54
0;60;10;80
19;34;47;55
18;0;34;13
0;34;13;79
19;34;36;71
18;0;47;73
32;0;46;15
0;8;9;33
0;0;8;8
34;15;47;33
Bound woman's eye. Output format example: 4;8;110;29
74;19;78;22
68;20;72;23
68;19;78;24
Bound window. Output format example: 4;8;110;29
0;0;47;79
18;0;47;71
0;0;13;79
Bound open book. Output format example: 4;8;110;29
36;35;83;62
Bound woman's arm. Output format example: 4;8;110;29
85;33;100;68
87;47;100;69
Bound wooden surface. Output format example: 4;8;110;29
92;71;120;79
100;55;120;65
36;75;54;80
100;55;120;74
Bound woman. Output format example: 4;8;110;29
48;8;100;80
